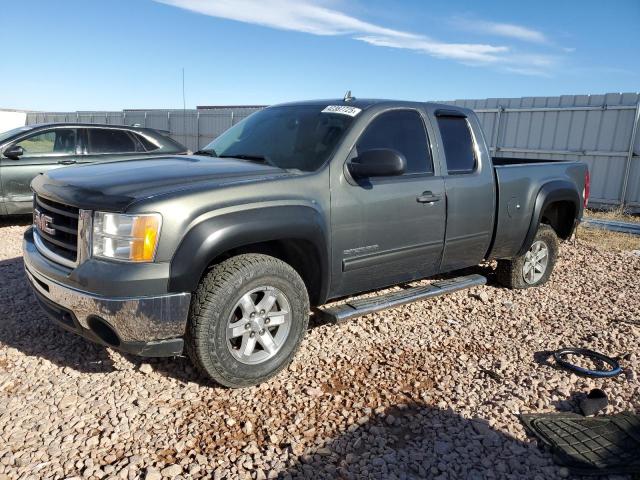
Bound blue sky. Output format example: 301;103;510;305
1;0;638;111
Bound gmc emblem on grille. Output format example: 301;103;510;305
34;209;56;235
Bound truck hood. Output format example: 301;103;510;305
31;155;290;211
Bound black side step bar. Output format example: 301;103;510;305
318;274;487;324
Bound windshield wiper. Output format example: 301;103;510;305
193;149;216;157
218;154;269;164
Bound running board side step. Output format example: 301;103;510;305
318;274;487;324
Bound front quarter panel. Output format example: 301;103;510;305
166;203;329;295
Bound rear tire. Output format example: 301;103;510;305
186;254;309;387
496;224;559;289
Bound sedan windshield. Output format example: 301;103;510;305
201;105;355;172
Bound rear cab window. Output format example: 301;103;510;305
356;109;434;175
437;115;477;174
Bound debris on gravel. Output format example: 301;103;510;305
0;221;638;479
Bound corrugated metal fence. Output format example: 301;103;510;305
445;93;640;211
25;92;640;211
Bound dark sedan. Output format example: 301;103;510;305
0;123;188;215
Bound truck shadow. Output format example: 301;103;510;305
0;256;116;374
0;215;32;227
275;401;563;479
0;256;216;384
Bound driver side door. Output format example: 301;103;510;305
330;108;447;297
0;127;80;214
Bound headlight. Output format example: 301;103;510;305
93;212;162;262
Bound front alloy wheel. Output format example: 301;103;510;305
226;286;292;365
186;254;310;388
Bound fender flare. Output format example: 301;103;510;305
167;205;329;299
517;180;580;256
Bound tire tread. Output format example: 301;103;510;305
186;254;309;387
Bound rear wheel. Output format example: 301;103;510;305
496;224;559;289
186;254;309;387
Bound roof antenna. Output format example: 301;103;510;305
343;90;354;102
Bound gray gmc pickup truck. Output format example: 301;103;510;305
23;98;589;387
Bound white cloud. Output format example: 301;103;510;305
469;20;549;44
157;0;557;74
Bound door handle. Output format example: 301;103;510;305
58;160;77;165
416;191;442;203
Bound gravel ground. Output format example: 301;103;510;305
0;219;638;480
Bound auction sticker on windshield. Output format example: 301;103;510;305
322;105;362;117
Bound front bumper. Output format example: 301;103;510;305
23;228;191;357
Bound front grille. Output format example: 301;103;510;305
34;195;79;264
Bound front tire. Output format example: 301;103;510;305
186;254;310;387
496;224;559;289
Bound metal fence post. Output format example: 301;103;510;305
144;112;147;127
167;111;171;135
230;111;235;126
196;111;200;150
620;100;640;208
491;106;504;154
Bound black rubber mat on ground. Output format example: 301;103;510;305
520;412;640;476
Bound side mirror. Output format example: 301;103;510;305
3;145;24;160
348;148;406;178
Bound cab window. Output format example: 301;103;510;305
356;110;433;175
437;116;477;174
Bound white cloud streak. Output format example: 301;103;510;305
157;0;557;74
466;20;549;44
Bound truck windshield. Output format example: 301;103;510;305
201;105;355;172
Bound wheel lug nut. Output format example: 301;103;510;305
265;318;270;324
250;312;256;318
245;323;251;330
260;309;265;315
250;332;255;338
259;329;265;335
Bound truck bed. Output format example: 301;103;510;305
488;158;586;260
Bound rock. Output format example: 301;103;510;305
144;467;161;480
58;395;78;409
434;441;451;455
242;421;254;435
305;387;323;397
244;443;260;455
160;464;182;478
139;364;153;375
